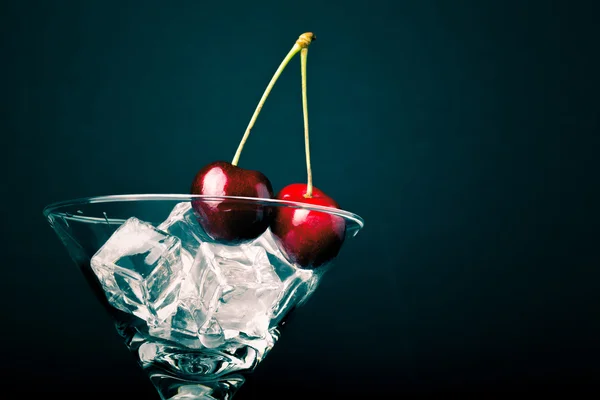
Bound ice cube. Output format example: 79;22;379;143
269;270;320;328
245;229;297;281
185;242;283;340
246;230;321;325
149;267;223;349
198;317;225;348
90;217;186;327
158;202;205;255
149;300;204;349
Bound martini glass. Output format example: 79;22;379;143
43;194;364;399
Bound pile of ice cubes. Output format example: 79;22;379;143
90;202;318;349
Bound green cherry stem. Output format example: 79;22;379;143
231;32;315;167
300;47;313;198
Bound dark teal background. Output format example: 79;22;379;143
2;0;599;397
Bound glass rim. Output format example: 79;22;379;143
43;193;365;229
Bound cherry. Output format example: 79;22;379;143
190;161;273;244
190;33;316;244
270;35;347;268
271;184;346;268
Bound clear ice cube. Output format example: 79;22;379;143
90;217;186;327
149;268;220;349
245;229;296;281
157;202;205;255
247;229;320;326
184;242;283;341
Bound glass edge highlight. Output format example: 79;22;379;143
42;193;365;229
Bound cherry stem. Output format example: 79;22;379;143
232;33;315;167
300;47;313;198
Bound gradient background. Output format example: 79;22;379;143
2;0;599;397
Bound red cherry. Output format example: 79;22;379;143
190;161;274;244
270;183;346;269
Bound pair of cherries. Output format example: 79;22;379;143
190;161;345;269
189;33;345;269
